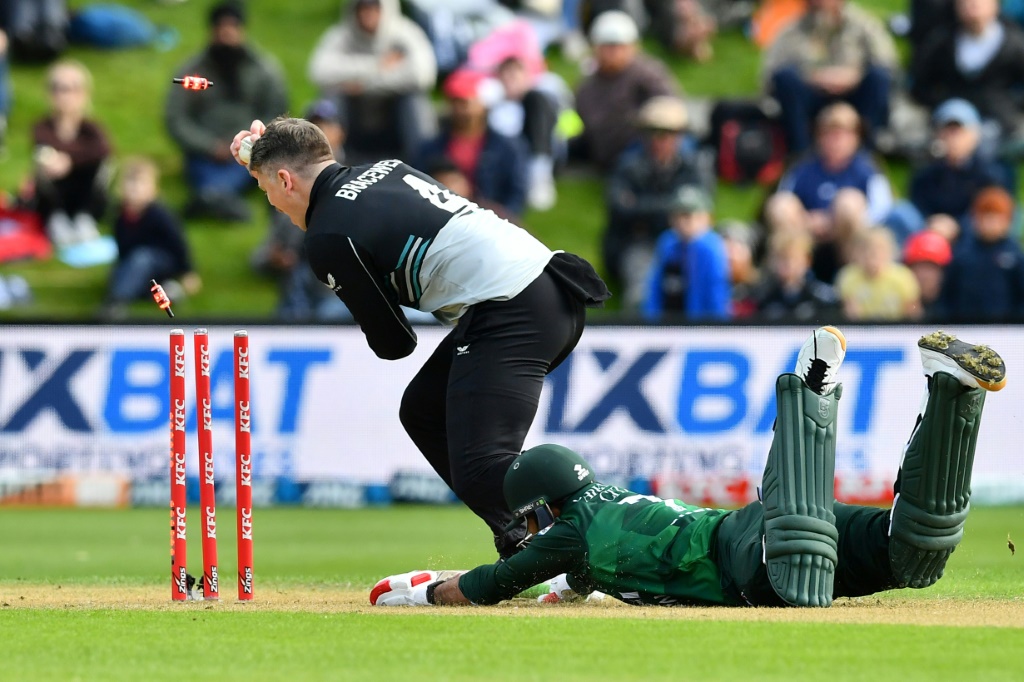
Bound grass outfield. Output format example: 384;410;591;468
1;506;1022;680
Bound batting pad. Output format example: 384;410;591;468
889;372;984;589
762;374;840;607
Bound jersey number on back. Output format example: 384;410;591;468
403;174;478;214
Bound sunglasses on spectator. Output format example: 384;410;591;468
49;82;83;93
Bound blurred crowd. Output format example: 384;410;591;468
1;0;1024;323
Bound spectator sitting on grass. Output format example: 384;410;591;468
487;55;571;211
911;0;1024;154
166;1;288;222
762;0;898;154
308;0;437;164
604;96;704;308
641;186;730;320
835;226;920;320
571;10;679;171
649;0;719;63
101;157;198;321
418;69;529;222
765;103;892;284
902;229;953;320
753;231;841;322
30;59;111;248
940;187;1024;319
885;98;1009;244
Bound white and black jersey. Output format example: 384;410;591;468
304;160;555;359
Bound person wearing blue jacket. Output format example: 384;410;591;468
642;186;730;320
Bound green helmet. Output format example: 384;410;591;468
502;444;596;532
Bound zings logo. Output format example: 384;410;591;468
241;566;253;595
207;566;219;594
175;566;189;596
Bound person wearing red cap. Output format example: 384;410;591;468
417;69;529;222
903;229;953;320
940;187;1024;319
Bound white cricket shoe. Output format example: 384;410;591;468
918;331;1006;391
794;326;846;395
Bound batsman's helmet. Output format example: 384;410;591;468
502;444;596;532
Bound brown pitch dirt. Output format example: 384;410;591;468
2;584;1023;627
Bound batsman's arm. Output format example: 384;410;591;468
306;232;418;360
451;523;587;606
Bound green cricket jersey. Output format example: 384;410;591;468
459;483;742;606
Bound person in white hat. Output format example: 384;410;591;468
572;10;679;171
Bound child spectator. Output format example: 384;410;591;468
425;155;474;200
835;226;920;320
765;103;892;284
31;59;111;247
721;220;761;317
940;187;1024;319
102;158;198;320
902;229;953;320
754;231;841;321
641;186;730;320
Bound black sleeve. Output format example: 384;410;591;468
909;35;945;108
458;521;587;605
306;232;418;360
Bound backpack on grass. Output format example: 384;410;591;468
707;100;787;186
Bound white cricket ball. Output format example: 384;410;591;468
239;137;253;165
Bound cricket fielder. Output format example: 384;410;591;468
230;117;609;558
371;327;1007;607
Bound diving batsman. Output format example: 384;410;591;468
371;327;1006;607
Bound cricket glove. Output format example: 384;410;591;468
370;570;440;606
536;574;607;604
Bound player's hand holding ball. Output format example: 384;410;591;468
370;570;440;606
231;119;266;168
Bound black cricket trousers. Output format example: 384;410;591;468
399;267;587;557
